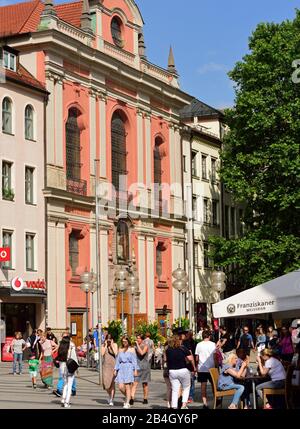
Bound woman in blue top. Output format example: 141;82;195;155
255;327;267;354
218;353;248;409
114;336;138;409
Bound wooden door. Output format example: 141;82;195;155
70;313;83;347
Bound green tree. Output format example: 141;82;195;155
210;13;300;287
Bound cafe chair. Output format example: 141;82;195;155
263;364;293;408
209;368;239;409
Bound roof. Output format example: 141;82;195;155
180;98;224;120
0;0;83;37
4;63;47;93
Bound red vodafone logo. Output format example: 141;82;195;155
11;277;24;292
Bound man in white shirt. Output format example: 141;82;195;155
195;330;217;409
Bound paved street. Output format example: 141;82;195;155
0;362;222;409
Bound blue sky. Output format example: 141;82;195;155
2;0;299;108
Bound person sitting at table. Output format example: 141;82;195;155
218;353;248;409
236;349;252;409
256;348;286;409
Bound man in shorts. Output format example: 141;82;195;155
195;331;217;409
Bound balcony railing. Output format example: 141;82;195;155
66;177;87;196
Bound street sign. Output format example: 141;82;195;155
0;247;10;262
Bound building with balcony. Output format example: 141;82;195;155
0;0;192;342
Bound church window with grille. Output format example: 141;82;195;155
111;112;127;194
66;108;81;181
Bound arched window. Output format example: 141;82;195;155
111;112;127;194
25;105;34;140
111;17;123;48
66;108;81;181
2;97;12;134
116;220;129;264
154;137;163;215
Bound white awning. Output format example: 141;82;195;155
212;269;300;319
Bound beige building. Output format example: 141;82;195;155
181;99;242;330
0;45;48;339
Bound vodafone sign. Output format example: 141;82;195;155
0;247;10;262
11;277;46;292
11;277;24;292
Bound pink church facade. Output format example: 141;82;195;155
1;0;192;342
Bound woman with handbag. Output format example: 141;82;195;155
57;335;79;408
165;335;196;409
101;333;118;406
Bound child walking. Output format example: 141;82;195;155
28;354;39;389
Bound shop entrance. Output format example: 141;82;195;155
2;303;36;337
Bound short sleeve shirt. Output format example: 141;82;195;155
166;346;191;370
265;357;286;381
220;333;233;353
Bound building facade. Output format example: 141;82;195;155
0;0;192;343
0;45;47;339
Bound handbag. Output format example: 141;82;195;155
66;358;79;374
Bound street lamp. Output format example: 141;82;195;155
128;269;139;335
114;266;128;336
211;268;226;337
172;265;189;328
80;269;96;368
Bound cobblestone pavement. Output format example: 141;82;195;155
0;362;224;409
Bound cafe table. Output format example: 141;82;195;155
243;374;268;409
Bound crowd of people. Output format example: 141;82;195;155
8;320;300;409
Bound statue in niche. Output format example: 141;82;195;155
116;220;129;264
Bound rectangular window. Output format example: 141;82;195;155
203;198;209;224
26;233;35;271
183;155;187;173
191;151;198;177
225;205;229;239
202;155;207;180
211;158;217;182
25;166;34;204
3;51;16;71
203;242;209;268
192;195;197;219
194;242;199;267
231;207;236;236
69;231;79;276
212;200;218;226
156;243;164;278
2;161;13;200
2;230;13;269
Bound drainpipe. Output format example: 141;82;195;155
43;92;49;330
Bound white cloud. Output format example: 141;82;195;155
197;62;228;75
